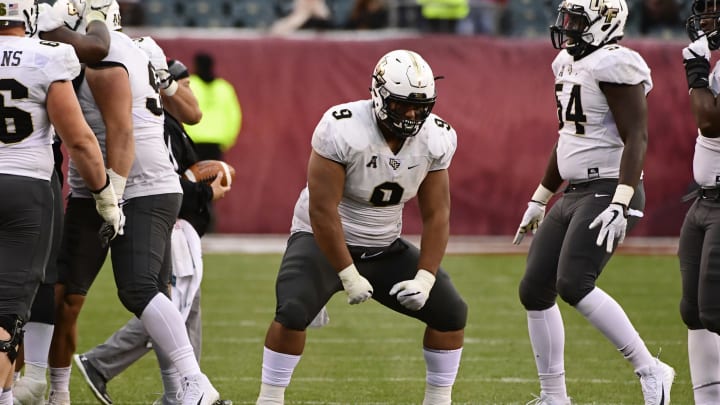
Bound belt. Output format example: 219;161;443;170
564;179;617;193
699;187;720;200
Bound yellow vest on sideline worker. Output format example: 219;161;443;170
186;74;242;151
417;0;469;20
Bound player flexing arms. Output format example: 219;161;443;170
513;0;674;404
255;50;467;405
0;0;121;402
679;1;720;403
46;3;220;404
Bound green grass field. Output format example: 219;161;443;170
69;253;689;404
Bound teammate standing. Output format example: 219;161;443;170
679;1;720;403
46;3;220;404
513;0;674;403
0;0;121;402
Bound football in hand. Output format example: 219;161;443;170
183;160;235;187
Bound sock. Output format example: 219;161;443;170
689;329;720;404
23;364;46;382
423;384;451;405
575;287;654;372
422;347;462;405
0;388;11;405
257;346;301;403
140;293;200;378
49;366;71;393
160;367;182;402
22;322;54;368
527;304;567;398
257;384;286;405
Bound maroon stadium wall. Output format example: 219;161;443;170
154;35;695;236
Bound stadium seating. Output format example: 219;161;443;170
503;0;558;37
144;0;280;28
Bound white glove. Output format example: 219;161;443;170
683;34;711;62
91;176;125;249
513;201;546;245
389;269;435;311
589;203;627;253
36;3;64;34
107;168;126;202
338;264;373;305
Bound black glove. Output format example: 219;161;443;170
168;59;190;81
684;54;711;89
683;38;711;89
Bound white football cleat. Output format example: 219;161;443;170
179;374;219;405
12;376;47;405
525;393;572;405
45;390;70;405
637;359;675;405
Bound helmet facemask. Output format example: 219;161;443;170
687;0;720;50
370;50;437;139
551;4;597;57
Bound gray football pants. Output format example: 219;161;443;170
84;291;202;382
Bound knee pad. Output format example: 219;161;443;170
118;288;153;318
429;298;468;331
275;298;312;331
29;283;55;324
0;315;23;363
680;298;704;329
700;310;720;335
519;277;556;310
556;274;593;307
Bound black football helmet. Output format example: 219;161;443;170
687;0;720;50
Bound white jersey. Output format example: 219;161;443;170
551;45;652;182
67;31;181;199
693;62;720;187
0;37;79;180
132;36;166;71
291;100;457;247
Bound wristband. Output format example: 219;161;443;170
85;10;106;24
415;269;436;288
161;80;178;97
338;263;360;282
531;184;554;205
611;184;634;207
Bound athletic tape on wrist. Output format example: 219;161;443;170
611;184;634;207
531;184;554;205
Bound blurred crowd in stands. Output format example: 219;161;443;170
119;0;689;39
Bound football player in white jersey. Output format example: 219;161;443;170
512;0;674;404
72;38;231;405
45;3;221;405
12;3;115;403
0;0;121;402
679;1;720;403
255;50;467;405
